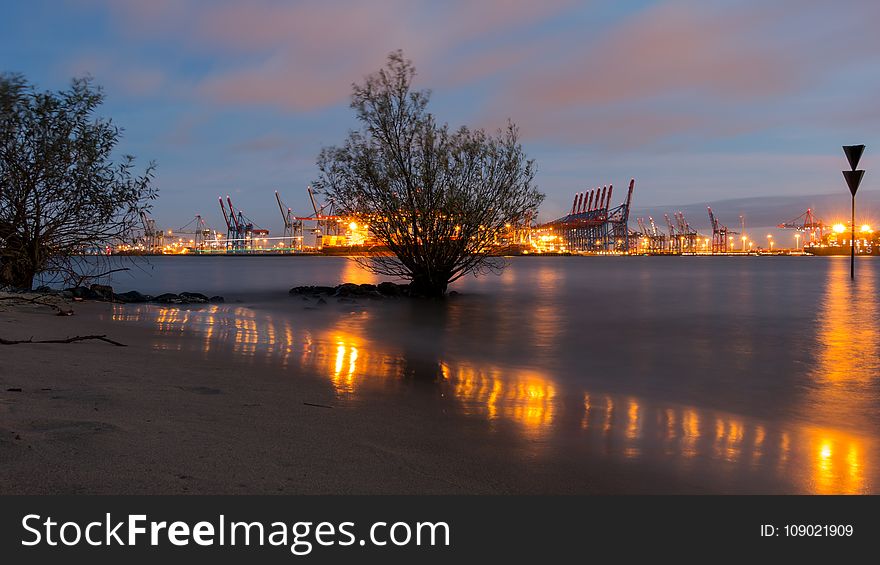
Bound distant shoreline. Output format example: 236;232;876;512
96;250;820;258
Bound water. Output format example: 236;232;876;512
98;255;879;493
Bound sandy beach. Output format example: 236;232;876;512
1;294;681;495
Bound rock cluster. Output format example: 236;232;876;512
289;282;410;299
34;284;224;304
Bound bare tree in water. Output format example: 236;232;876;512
0;73;156;290
314;51;542;297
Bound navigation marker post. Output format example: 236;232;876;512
842;145;866;280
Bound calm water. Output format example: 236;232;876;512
98;255;879;493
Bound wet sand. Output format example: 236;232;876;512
0;299;694;495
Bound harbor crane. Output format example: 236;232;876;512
218;196;241;251
539;178;635;253
777;209;824;244
139;212;163;252
674;212;699;252
219;195;268;252
174;215;214;251
275;190;304;251
639;215;665;253
707;206;737;253
305;185;342;247
665;214;681;253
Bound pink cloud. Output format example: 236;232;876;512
520;110;709;148
509;2;805;110
478;0;880;147
73;0;880;148
88;0;576;111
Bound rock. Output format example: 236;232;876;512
89;283;114;301
34;285;53;294
209;295;225;303
291;281;416;300
64;286;90;299
154;293;182;304
333;283;361;297
377;282;403;296
289;285;335;296
180;292;209;303
114;290;149;303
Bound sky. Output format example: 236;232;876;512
2;0;879;234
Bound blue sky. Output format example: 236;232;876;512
2;0;878;234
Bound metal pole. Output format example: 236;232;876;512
842;145;865;279
851;195;855;280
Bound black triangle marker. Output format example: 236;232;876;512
843;144;865;171
843;169;864;196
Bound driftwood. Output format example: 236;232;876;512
302;402;333;409
0;334;126;347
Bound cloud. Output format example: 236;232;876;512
64;52;166;96
80;0;880;138
86;0;575;111
515;2;803;108
482;0;880;147
229;133;297;155
34;0;880;228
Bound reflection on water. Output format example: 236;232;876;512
810;260;880;429
339;259;380;286
807;427;866;495
103;298;877;493
442;362;556;436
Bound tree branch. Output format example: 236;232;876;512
0;334;126;346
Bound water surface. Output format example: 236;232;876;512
99;255;879;493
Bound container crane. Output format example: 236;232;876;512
665;214;680;253
275;190;304;251
305;185;342;247
707;206;737;253
174;215;214;252
218;196;240;251
778;208;824;244
643;215;665;253
139;212;163;252
219;195;266;251
674;211;699;252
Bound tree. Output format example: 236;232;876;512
314;51;543;297
0;73;156;290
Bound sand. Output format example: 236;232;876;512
2;293;686;495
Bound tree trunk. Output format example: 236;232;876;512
0;258;36;290
409;272;449;298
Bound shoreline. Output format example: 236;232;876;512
101;250;820;257
0;299;689;494
1;293;877;494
